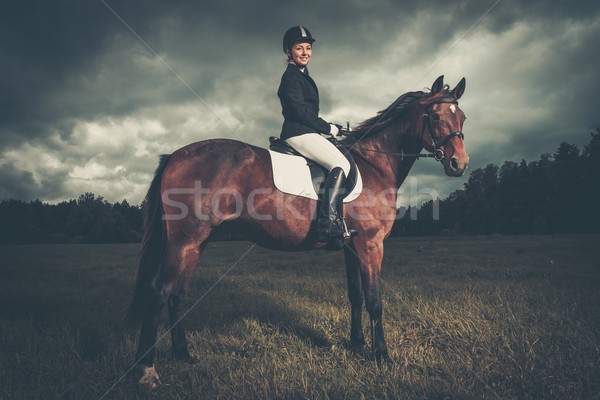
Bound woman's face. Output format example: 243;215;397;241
288;42;312;67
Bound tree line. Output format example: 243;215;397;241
1;130;598;243
395;129;600;236
0;193;143;244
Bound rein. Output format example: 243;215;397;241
349;146;442;160
339;99;464;162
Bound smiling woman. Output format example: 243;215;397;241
278;25;352;242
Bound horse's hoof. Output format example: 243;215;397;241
375;350;393;368
137;365;162;391
349;338;367;353
175;354;197;364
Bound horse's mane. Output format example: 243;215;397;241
345;86;450;143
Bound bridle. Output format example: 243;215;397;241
421;99;465;161
341;98;465;162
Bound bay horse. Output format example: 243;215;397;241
126;75;469;389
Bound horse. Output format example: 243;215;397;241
126;75;469;389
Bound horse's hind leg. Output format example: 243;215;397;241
135;276;172;389
168;241;209;362
168;286;192;362
135;239;202;389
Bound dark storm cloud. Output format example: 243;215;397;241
1;1;111;134
0;0;533;134
1;0;599;202
0;163;39;200
1;0;595;134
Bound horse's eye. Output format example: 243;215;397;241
432;114;440;121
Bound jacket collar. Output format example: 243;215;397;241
288;62;309;76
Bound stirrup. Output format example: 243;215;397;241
317;216;357;245
341;218;358;243
316;215;343;243
321;219;358;251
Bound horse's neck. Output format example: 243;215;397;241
358;122;421;188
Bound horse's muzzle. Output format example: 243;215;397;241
445;155;469;177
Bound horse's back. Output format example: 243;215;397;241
172;138;265;163
163;138;270;185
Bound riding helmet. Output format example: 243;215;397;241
282;26;315;53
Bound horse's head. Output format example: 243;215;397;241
418;75;469;177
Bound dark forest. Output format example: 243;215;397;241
396;129;600;236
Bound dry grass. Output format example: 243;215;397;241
0;235;598;399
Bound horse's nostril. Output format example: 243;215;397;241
451;158;459;171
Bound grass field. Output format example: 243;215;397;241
0;235;599;399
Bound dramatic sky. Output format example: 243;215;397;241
1;0;599;207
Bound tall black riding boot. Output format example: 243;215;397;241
317;167;347;243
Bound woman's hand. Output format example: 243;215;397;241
329;123;343;136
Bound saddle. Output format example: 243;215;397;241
268;136;360;199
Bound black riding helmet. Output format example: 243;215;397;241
282;26;315;53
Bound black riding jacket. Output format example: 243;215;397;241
277;63;331;140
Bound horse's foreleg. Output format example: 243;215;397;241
344;246;366;350
355;240;389;365
363;272;389;365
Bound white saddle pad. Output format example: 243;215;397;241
268;150;362;202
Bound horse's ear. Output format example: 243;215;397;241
431;75;444;94
451;77;466;100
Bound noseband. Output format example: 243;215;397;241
422;99;465;161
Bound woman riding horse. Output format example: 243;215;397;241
126;55;469;389
278;26;350;243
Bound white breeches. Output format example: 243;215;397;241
285;133;351;176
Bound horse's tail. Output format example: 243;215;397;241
125;154;171;326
